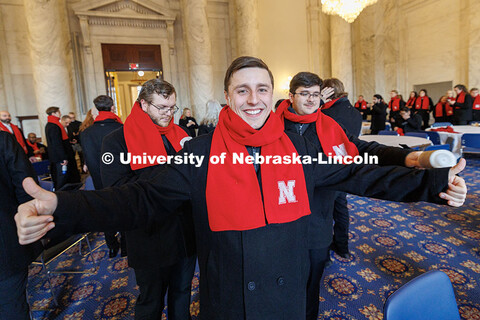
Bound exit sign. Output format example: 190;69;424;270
129;63;139;70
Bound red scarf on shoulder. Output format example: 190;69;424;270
206;106;310;232
47;115;69;140
321;97;341;110
389;97;401;112
455;91;465;107
0;122;27;153
415;97;430;110
94;111;123;124
276;100;359;159
406;97;416;107
435;102;447;117
473;95;480;110
124;102;189;170
355;100;367;110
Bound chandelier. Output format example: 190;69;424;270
321;0;378;23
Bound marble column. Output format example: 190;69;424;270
330;15;354;98
235;0;259;57
468;0;480;87
182;0;214;121
23;0;75;127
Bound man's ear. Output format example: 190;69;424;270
140;99;148;112
224;91;231;106
288;92;294;103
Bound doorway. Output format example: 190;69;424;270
102;44;163;121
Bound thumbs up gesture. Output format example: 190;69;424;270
15;177;57;245
440;158;467;207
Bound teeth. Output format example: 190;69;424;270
245;109;261;115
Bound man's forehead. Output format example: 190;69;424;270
151;92;176;104
229;67;272;87
296;86;320;92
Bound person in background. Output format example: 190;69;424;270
434;96;454;123
0;131;42;320
101;79;196;319
198;100;222;136
26;133;48;161
60;115;72;131
470;88;480;122
406;91;417;108
414;89;434;129
0;110;28;154
80;95;126;259
395;106;422;134
179;107;198;137
45;107;80;190
388;90;405;128
369;94;387;134
68;112;84;170
449;84;473;125
354;95;369;120
79;108;98;134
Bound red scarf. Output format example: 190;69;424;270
206;106;310;232
124;101;188;171
435;102;448;117
455;91;465;107
415;96;430;110
473;95;480;110
355;100;367;110
276;100;359;159
0;122;27;153
47;115;69;140
321;97;341;110
94;111;123;123
406;97;416;107
389;97;401;112
26;140;44;159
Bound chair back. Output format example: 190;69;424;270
431;122;453;128
405;132;429;139
379;130;399;136
424;144;450;151
84;176;95;191
461;133;480;148
425;131;441;145
384;270;460;320
32;160;50;176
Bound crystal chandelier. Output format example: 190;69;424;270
321;0;378;23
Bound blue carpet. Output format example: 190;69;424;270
28;159;480;319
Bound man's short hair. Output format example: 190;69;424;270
420;89;428;95
224;56;274;91
289;72;322;94
322;78;347;99
471;87;478;92
391;90;399;94
374;94;383;101
400;106;410;113
137;79;176;103
61;115;71;121
93;95;114;112
46;106;60;115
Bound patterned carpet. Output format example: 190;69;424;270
28;158;480;319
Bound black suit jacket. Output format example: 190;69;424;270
0;132;42;280
322;96;362;137
45;123;75;163
51;131;449;319
100;126;196;269
454;93;473;123
80;119;123;190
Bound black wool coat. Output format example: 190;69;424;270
322;96;362;137
0;132;42;280
50;131;450;319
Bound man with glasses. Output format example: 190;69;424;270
99;79;196;320
16;57;467;319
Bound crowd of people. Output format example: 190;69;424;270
1;56;469;320
353;86;480;135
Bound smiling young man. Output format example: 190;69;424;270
16;57;467;320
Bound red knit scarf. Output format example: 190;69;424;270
206;106;310;232
94;111;123;123
47;115;69;140
0;122;27;153
355;100;367;110
389;97;401;112
124;101;189;170
473;95;480;110
415;97;430;110
435;102;448;117
406;97;416;107
276;100;359;159
26;140;39;152
456;91;465;104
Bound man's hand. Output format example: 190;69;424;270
15;177;58;245
320;87;334;102
440;158;467;207
61;160;68;166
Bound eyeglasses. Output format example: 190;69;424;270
149;102;179;114
294;92;321;99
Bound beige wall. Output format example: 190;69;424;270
1;0;480;124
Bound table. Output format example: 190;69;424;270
359;135;432;149
426;125;480;157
